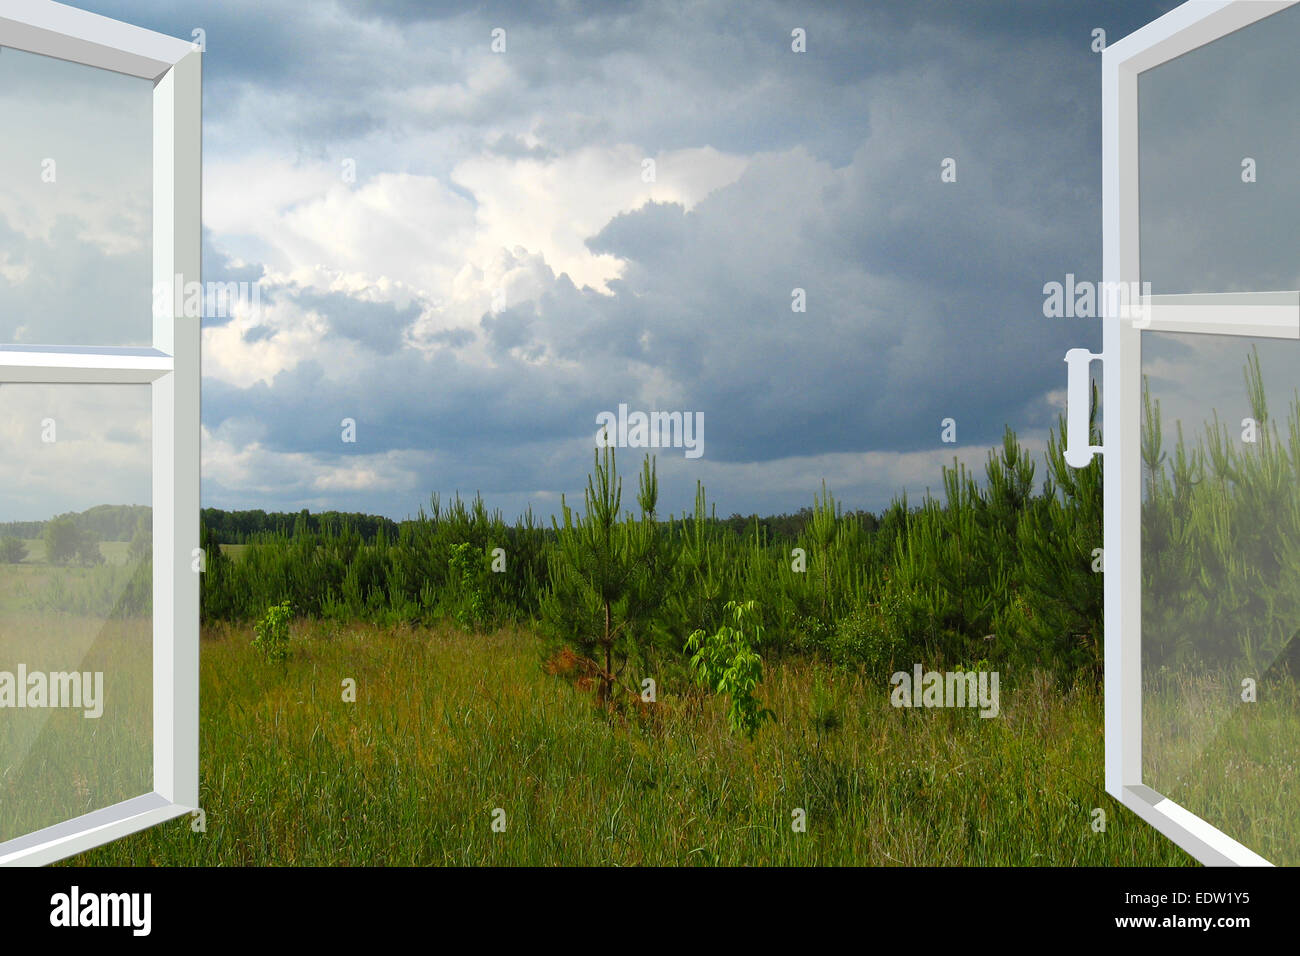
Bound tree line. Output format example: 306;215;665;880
0;503;150;543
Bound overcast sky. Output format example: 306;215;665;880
2;0;1198;522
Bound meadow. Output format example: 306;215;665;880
0;542;152;845
64;620;1191;866
1144;671;1300;866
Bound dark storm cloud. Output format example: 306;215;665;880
338;0;639;25
81;0;1185;519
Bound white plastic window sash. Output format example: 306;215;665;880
0;0;189;80
1137;292;1300;338
1100;0;1299;868
0;1;200;867
0;347;174;383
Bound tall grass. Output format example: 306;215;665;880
0;612;152;843
65;621;1191;866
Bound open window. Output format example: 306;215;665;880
1072;0;1300;866
0;1;200;865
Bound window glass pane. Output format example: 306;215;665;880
0;46;152;346
1142;331;1300;865
0;384;151;842
1138;5;1300;295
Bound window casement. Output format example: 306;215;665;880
1073;0;1300;866
0;1;200;866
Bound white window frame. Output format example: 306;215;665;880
1073;0;1300;867
0;1;200;866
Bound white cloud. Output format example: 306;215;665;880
452;144;748;291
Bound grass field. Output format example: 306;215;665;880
11;539;131;566
1;535;153;845
57;620;1193;866
1144;670;1300;866
0;612;152;843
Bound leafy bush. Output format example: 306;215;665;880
826;597;907;678
0;536;27;564
447;542;488;631
687;599;774;738
43;517;80;565
253;601;293;663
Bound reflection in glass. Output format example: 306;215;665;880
1142;332;1300;864
0;46;152;346
0;385;152;843
1139;4;1300;294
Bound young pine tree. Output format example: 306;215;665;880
540;445;672;705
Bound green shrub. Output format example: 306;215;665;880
0;536;27;564
447;542;488;631
826;598;907;678
687;599;774;738
43;517;80;565
253;600;293;663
